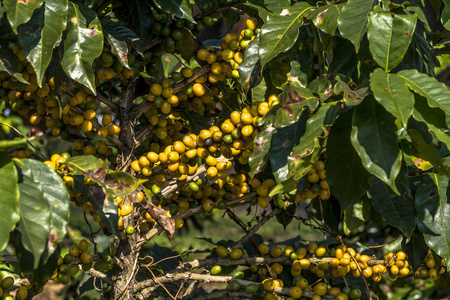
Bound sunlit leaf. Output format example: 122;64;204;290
18;0;68;87
61;2;103;94
259;2;312;69
367;12;417;71
337;0;376;52
0;161;20;252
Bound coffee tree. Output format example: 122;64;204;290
0;0;450;299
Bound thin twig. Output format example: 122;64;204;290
97;93;118;112
231;208;280;250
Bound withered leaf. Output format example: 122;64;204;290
146;202;175;242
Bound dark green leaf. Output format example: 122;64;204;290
264;0;290;14
61;2;104;94
412;96;450;151
370;68;414;127
179;110;210;135
274;202;296;230
415;173;450;270
343;196;371;235
270;111;308;183
14;159;52;268
73;176;119;236
442;1;450;30
402;231;428;270
239;34;261;93
249;127;275;177
367;12;417;71
310;3;344;35
369;177;416;239
177;31;195;62
288;103;335;181
3;0;44;33
398;69;450;116
328;36;358;80
337;0;376;52
130;0;154;48
259;2;312;69
407;120;450;177
351;96;402;194
393;22;437;76
154;0;194;23
18;0;68;87
325;109;371;211
0;162;20;252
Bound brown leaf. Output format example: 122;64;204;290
88;185;109;208
83;167;107;182
147;202;175;241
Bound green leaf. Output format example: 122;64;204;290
0;162;20;252
288;103;335;181
14;159;52;268
415;173;450;270
61;2;103;94
154;0;194;23
18;0;68;87
412;96;450;150
177;31;195;62
402;231;428;271
442;1;450;30
343;196;371;235
310;3;344;35
64;155;110;175
370;68;414;127
239;34;261;93
264;0;290;14
394;22;437;76
325;109;371;211
130;0;154;48
337;0;376;52
334;76;368;106
22;159;70;259
249;127;275;177
0;43;29;84
367;12;417;71
3;0;44;33
258;2;312;69
369;177;415;239
0;137;27;148
398;69;450;116
351;96;402;194
252;78;267;102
